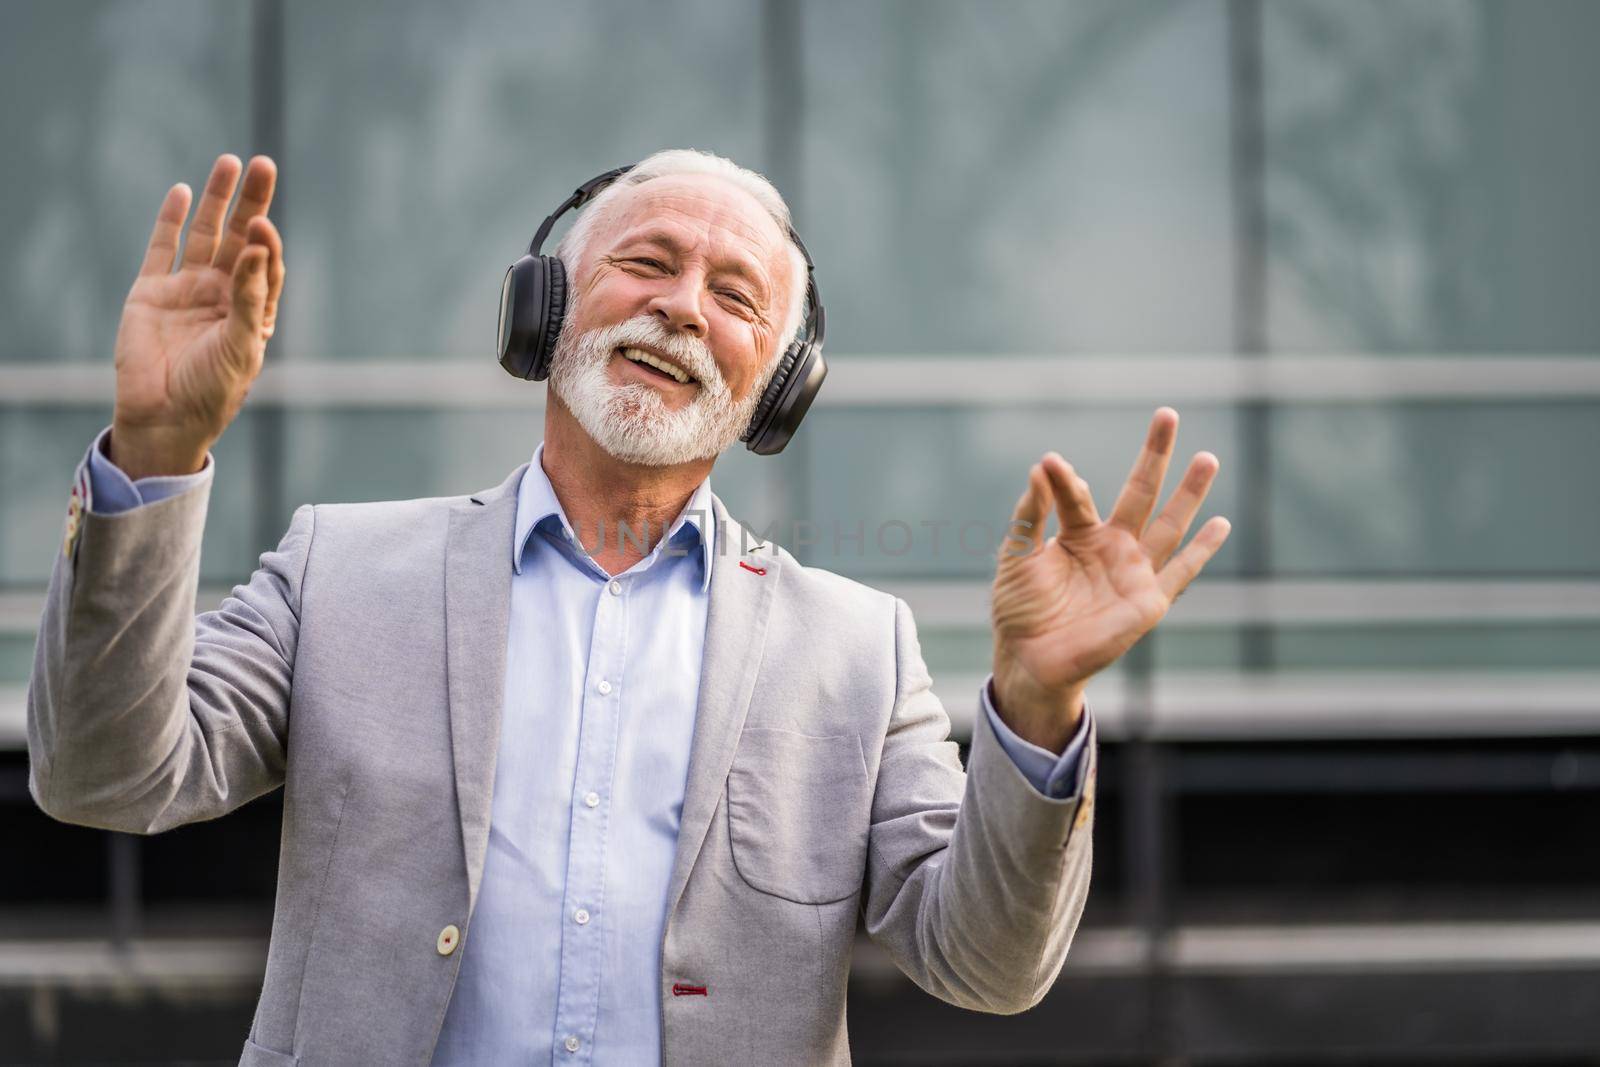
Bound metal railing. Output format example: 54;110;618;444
4;353;1600;407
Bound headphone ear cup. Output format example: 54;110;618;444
743;343;827;455
496;255;567;382
743;344;800;449
534;256;568;382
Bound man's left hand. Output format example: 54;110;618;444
990;406;1231;753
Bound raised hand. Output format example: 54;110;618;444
110;154;285;479
989;407;1231;752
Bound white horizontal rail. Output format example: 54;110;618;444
856;921;1600;979
6;671;1599;750
0;589;245;633
888;578;1600;629
1169;921;1600;975
0;937;267;989
5;579;1598;637
829;354;1600;404
6;920;1600;988
934;670;1600;741
4;355;1600;407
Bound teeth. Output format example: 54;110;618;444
621;347;691;384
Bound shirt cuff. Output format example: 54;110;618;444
85;425;212;514
981;675;1093;799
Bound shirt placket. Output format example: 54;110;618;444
551;575;629;1064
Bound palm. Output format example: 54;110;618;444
994;522;1167;692
989;408;1232;741
112;153;284;455
117;269;246;431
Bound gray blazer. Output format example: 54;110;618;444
26;459;1097;1066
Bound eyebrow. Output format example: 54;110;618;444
614;229;771;302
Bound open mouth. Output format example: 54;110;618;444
616;346;697;387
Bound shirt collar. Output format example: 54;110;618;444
513;442;715;592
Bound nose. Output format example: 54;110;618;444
646;270;708;337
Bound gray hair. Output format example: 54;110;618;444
554;149;810;354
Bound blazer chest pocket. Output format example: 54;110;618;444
726;727;871;904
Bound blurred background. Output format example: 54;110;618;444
3;1;1599;1063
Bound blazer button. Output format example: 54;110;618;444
437;924;461;956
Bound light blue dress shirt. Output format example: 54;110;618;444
431;444;718;1064
80;427;1090;1063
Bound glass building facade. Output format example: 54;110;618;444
2;1;1598;1061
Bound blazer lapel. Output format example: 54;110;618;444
664;492;783;920
445;463;525;915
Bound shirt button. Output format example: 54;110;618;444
597;679;612;695
574;908;590;925
564;1035;581;1053
608;580;622;596
436;924;460;956
584;791;600;808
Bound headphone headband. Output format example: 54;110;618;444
527;165;632;256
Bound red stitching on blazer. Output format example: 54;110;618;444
672;983;708;997
739;561;767;576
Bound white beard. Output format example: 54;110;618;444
547;313;766;466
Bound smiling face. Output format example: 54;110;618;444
545;173;799;466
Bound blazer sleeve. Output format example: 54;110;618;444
26;451;315;835
860;596;1096;1015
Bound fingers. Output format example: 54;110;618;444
224;242;271;371
1156;515;1232;602
245;214;286;338
180;154;243;270
138;183;193;277
1042;452;1101;537
1005;461;1051;557
1141;451;1221;567
1108;407;1179;535
213;155;278;273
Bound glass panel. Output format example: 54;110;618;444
1265;622;1600;672
1151;623;1600;673
0;636;37;685
200;411;278;582
1268;402;1600;574
0;1;253;364
917;621;1600;681
797;402;1243;579
801;0;1236;354
1263;0;1600;353
281;408;542;505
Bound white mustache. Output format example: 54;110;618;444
589;316;725;393
548;309;760;466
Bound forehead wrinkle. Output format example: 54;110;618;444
625;179;781;243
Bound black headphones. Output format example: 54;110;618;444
497;163;827;455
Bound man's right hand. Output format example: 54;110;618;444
110;153;285;479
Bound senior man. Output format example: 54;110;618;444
27;148;1229;1065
